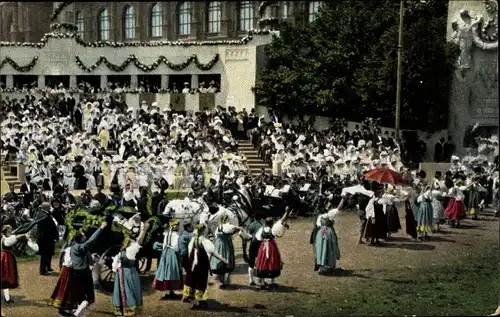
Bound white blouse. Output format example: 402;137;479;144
112;242;142;272
188;236;215;256
255;220;286;240
162;230;179;251
62;247;73;267
1;235;17;247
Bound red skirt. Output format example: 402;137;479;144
445;197;466;221
48;266;80;310
1;250;19;289
254;239;282;279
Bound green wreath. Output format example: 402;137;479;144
0;56;39;72
75;54;219;73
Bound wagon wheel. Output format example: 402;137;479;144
98;244;121;294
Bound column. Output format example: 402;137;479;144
191;74;199;90
37;75;45;88
130;75;138;89
6;76;14;87
100;75;108;89
161;75;169;90
69;75;77;88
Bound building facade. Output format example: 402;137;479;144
0;1;324;111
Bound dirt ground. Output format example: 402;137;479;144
3;209;499;317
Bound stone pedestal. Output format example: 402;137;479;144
191;74;199;90
6;76;14;87
37;75;45;88
130;75;138;89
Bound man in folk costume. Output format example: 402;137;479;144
363;182;388;245
311;209;341;275
173;158;186;190
210;213;249;288
253;211;289;290
69;222;107;317
152;219;183;300
182;224;228;309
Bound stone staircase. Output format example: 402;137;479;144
238;140;271;175
1;156;22;192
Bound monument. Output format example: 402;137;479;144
447;0;499;155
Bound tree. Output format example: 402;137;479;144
253;0;459;131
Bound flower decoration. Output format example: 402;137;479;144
50;23;78;34
75;54;219;73
0;56;39;72
50;1;72;22
0;29;270;48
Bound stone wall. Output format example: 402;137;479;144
447;0;499;155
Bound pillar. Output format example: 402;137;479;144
191;74;199;90
37;75;45;88
69;75;77;89
100;75;108;89
6;75;14;87
130;75;138;89
161;75;169;90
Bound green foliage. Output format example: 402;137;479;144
253;0;459;131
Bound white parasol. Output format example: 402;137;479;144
341;185;374;198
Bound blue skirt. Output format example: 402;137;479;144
314;226;340;272
152;248;183;291
210;233;235;275
415;200;434;233
112;266;142;315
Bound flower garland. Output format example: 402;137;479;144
0;56;39;72
75;54;219;73
0;29;270;48
50;1;72;22
50;22;78;33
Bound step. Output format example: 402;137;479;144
247;159;265;164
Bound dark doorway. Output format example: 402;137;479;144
199;74;221;92
138;75;161;92
169;75;192;91
13;75;38;89
0;75;6;89
107;75;131;88
45;76;70;89
77;75;101;90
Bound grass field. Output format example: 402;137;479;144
4;212;499;317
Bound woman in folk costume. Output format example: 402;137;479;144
82;102;93;132
173;158;186;190
122;183;138;208
182;223;228;309
363;182;388;245
254;212;289;290
202;156;213;188
69;221;107;317
405;186;418;240
100;157;112;189
445;181;467;228
1;225;28;303
125;157;138;190
415;186;434;240
98;123;110;150
380;184;402;239
152;219;184;299
136;157;149;188
430;183;446;232
210;213;249;288
27;145;38;163
48;246;77;316
311;209;341;275
111;222;149;316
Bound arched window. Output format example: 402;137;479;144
150;3;163;37
123;5;136;39
178;1;193;36
98;8;110;41
207;1;222;34
308;1;322;22
238;1;253;32
76;11;84;39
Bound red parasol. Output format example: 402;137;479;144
363;168;403;185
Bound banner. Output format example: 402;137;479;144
199;93;215;111
139;92;156;106
170;93;186;112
